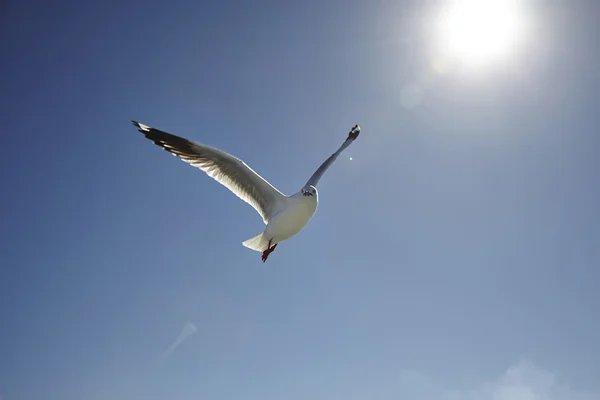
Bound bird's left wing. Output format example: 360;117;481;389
305;125;361;187
132;121;286;224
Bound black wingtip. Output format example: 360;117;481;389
131;120;151;135
348;124;361;140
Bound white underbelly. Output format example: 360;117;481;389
265;201;316;243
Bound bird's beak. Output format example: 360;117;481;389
348;124;361;140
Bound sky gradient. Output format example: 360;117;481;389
1;0;599;399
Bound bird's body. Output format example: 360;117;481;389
265;192;318;242
244;190;318;254
132;120;360;262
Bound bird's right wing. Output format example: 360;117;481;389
132;121;286;224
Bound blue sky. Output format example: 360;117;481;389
1;0;599;399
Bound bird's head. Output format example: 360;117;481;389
301;185;318;198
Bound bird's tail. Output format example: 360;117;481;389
242;232;270;252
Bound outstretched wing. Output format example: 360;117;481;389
133;121;286;224
305;124;361;187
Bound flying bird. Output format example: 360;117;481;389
132;121;361;262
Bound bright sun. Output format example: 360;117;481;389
436;0;526;68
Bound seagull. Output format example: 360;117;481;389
132;121;361;262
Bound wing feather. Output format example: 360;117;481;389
132;121;285;224
305;124;361;187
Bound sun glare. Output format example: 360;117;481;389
436;0;525;67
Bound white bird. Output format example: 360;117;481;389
132;121;361;262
